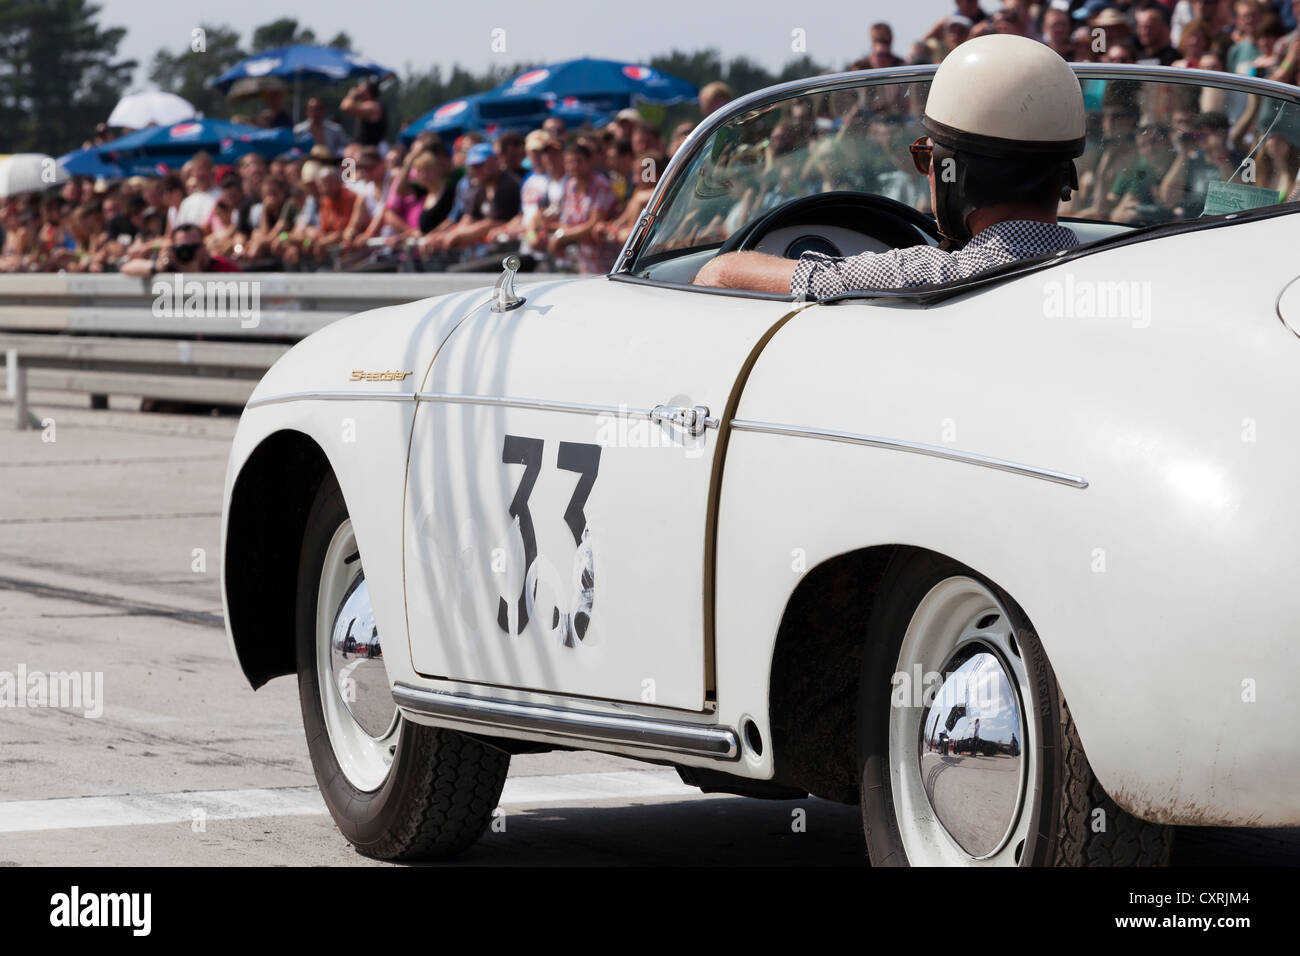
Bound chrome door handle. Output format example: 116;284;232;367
650;404;714;437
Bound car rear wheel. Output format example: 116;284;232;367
296;473;509;860
858;550;1172;866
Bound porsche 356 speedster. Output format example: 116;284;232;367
222;61;1300;865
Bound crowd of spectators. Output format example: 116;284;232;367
2;0;1298;275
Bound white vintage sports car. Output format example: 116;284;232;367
222;63;1300;866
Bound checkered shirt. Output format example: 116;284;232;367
789;220;1079;299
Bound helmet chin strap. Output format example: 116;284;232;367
1061;159;1079;201
931;143;975;247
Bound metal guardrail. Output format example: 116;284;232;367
0;272;504;426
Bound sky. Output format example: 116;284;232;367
99;0;956;89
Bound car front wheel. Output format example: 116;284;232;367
296;473;509;860
858;551;1172;866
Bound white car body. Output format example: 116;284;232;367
222;64;1300;829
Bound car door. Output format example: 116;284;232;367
403;276;796;711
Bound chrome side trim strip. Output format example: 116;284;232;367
246;390;417;409
729;419;1089;489
415;391;721;429
392;684;740;759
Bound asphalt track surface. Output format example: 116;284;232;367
0;395;1295;866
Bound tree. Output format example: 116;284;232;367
148;23;245;121
0;0;135;153
250;18;317;52
389;62;524;136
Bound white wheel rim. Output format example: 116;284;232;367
887;576;1036;866
317;520;399;792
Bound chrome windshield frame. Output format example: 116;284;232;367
612;62;1300;277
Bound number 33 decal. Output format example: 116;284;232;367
497;435;601;646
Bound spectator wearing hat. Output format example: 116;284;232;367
294;97;349;156
489;129;560;259
442;132;484;228
299;164;356;263
613;108;642;139
1090;6;1136;54
924;0;989;43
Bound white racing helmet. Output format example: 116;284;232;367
921;34;1086;242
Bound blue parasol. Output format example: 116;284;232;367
95;119;311;174
490;58;698;114
400;91;603;144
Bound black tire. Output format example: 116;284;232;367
296;473;510;860
858;549;1172;867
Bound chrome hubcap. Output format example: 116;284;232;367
888;576;1034;866
317;520;399;792
328;575;395;738
919;644;1026;859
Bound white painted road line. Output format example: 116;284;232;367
0;769;701;834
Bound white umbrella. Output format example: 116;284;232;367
0;154;68;198
107;91;196;129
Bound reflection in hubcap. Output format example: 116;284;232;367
918;646;1025;858
328;575;396;738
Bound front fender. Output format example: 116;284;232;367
220;285;497;688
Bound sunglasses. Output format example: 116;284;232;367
909;136;933;175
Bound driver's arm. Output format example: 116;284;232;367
693;251;798;294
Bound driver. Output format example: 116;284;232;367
692;34;1086;297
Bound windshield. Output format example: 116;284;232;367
629;70;1300;273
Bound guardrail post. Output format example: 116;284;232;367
7;349;30;430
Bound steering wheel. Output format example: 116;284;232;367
717;190;941;257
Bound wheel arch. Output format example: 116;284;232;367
224;429;334;689
764;543;905;803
